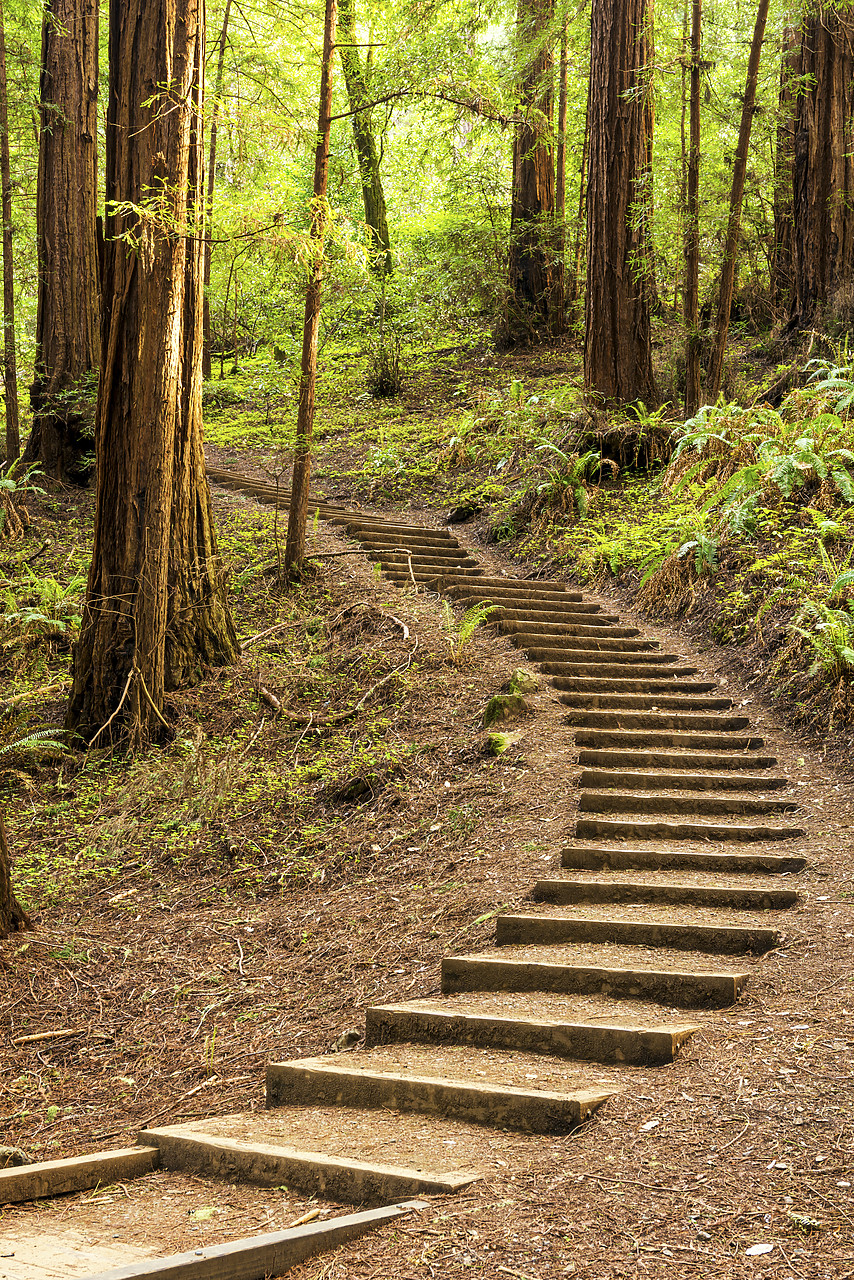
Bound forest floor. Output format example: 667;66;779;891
3;333;854;1277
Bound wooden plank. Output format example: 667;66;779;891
0;1147;160;1205
81;1200;426;1280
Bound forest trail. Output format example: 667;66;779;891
126;470;805;1185
2;470;832;1280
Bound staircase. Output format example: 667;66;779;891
138;473;807;1203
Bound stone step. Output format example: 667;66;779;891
538;651;683;667
555;679;719;697
496;912;781;953
532;877;798;909
343;522;456;543
448;589;603;614
573;728;765;750
441;952;747;1007
560;845;807;873
578;790;799;817
562;693;734;712
564;710;750;730
496;607;620;625
578;749;779;771
510;625;644;643
374;551;480;569
365;999;700;1066
543;664;700;681
265;1057;611;1134
575;815;805;842
140;1122;479;1204
579;768;787;791
501;626;657;650
446;583;584;603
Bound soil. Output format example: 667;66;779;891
2;469;854;1278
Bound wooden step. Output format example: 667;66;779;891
532;877;798;909
496;912;781;953
561;845;806;872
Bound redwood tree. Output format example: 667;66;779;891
338;0;392;276
0;0;19;463
23;0;100;484
507;0;559;337
67;0;239;748
584;0;655;404
791;3;854;321
0;813;29;939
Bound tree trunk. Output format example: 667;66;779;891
551;14;568;332
202;0;231;379
771;29;797;312
285;0;337;572
683;0;702;417
791;6;854;322
23;0;100;485
584;0;656;405
338;0;392;276
0;0;19;464
705;0;770;401
67;0;239;749
507;0;557;337
0;813;29;939
569;79;589;305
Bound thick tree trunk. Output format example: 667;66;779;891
771;29;797;312
584;0;656;404
67;0;239;749
23;0;100;485
0;813;29;939
791;6;854;322
683;0;702;417
507;0;557;337
285;0;337;571
706;0;770;401
202;0;231;379
338;0;392;276
0;0;19;464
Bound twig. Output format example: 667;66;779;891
11;1028;78;1045
236;938;245;977
287;1208;323;1229
273;654;413;727
239;621;297;648
0;680;68;714
259;686;282;712
86;669;134;749
136;667;170;730
716;1119;751;1152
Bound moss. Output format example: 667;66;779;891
482;693;531;728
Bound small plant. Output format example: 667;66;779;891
443;600;496;666
367;331;402;397
789;601;854;681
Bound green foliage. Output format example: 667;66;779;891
443;600;496;666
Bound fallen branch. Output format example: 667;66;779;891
271;654;413;727
0;681;69;714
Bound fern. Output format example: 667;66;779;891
0;728;67;759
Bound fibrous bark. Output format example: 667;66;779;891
683;0;702;417
202;0;231;378
791;5;854;321
771;29;798;311
0;0;19;463
67;0;239;748
0;813;29;939
285;0;338;571
507;0;559;336
23;0;100;484
705;0;770;402
584;0;655;404
338;0;392;276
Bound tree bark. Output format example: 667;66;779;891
552;15;568;332
584;0;656;405
66;0;239;749
771;29;797;312
791;6;854;322
705;0;770;402
202;0;231;379
683;0;702;417
0;813;29;939
23;0;100;485
285;0;337;572
0;0;19;464
338;0;392;276
507;0;557;337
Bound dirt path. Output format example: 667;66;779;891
3;475;854;1279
